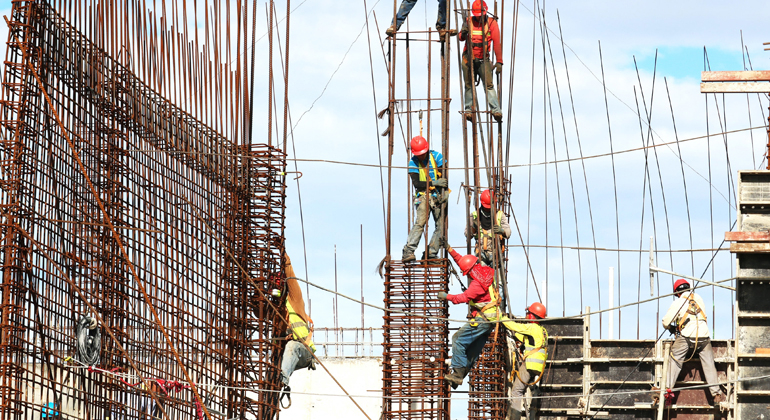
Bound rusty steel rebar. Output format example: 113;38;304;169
0;1;288;419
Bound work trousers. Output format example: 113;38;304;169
462;57;500;113
403;193;445;259
280;341;314;386
391;0;447;29
509;358;539;413
450;316;495;372
666;335;720;396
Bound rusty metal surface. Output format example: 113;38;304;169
0;1;286;419
467;332;507;419
382;260;450;419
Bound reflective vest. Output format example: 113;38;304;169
471;210;505;253
415;152;441;196
287;301;316;353
677;293;706;333
469;18;492;59
515;324;548;374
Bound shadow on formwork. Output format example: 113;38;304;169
0;1;287;419
383;259;451;419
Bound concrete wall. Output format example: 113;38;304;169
279;357;383;420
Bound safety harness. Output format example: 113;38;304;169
676;293;707;333
472;210;505;254
415;152;440;196
467;17;492;58
511;324;549;385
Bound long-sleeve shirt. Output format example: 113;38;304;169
464;209;512;239
458;16;502;63
446;249;495;316
661;291;710;339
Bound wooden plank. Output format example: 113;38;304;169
731;243;770;253
725;231;770;242
701;82;770;93
702;70;770;82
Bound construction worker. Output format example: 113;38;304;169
278;255;316;407
403;135;447;262
465;189;511;266
458;0;503;122
503;303;549;420
438;244;500;388
385;0;451;36
660;279;725;405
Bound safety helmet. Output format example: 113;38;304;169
480;189;492;209
673;279;690;295
410;136;429;156
457;254;478;276
471;0;487;17
526;302;547;319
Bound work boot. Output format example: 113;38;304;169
464;111;474;122
385;25;397;37
402;253;416;263
712;392;726;405
492;111;503;122
444;367;468;389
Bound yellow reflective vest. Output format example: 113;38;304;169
471;210;505;253
287;301;316;353
502;320;548;373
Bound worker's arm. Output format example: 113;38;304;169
497;212;511;238
447;278;486;305
490;19;503;64
409;172;428;191
459;18;468;41
502;319;544;345
661;298;684;329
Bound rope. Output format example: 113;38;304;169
75;315;101;367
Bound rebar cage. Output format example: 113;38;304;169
0;1;286;419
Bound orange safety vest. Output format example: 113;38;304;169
468;17;492;59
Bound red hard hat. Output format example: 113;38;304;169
457;254;478;276
527;302;547;319
471;0;487;17
410;136;429;156
480;189;492;209
673;279;690;294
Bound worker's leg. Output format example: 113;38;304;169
280;341;312;386
697;338;722;396
451;318;494;371
403;195;429;258
462;57;474;111
391;0;418;29
665;336;691;390
436;0;447;28
510;359;530;413
477;248;493;266
427;195;444;259
478;60;501;114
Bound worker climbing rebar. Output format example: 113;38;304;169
278;255;317;408
402;136;448;263
439;244;501;388
459;0;503;122
465;188;511;267
503;303;549;420
657;279;725;406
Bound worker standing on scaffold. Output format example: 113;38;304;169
466;189;511;267
385;0;455;37
659;279;725;406
402;135;448;263
502;303;549;420
438;244;500;388
459;0;503;122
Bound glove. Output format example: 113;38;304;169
460;22;469;38
493;225;504;235
495;62;503;75
433;178;448;188
438;291;448;300
667;324;677;335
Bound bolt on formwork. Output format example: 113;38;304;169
383;261;451;419
0;1;287;420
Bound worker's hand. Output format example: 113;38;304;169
433;178;448;188
667;324;677;335
495;62;503;75
438;291;448;300
493;225;504;235
460;22;469;38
